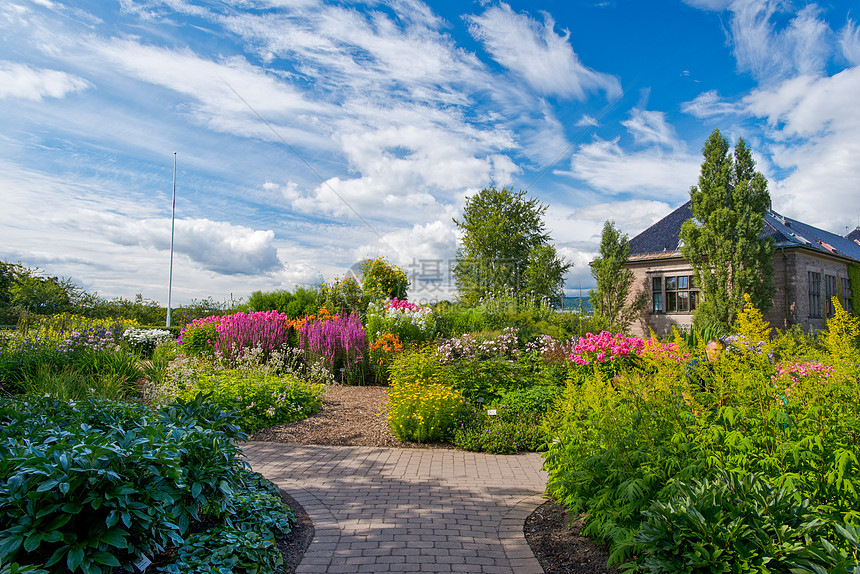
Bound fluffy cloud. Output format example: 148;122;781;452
565;138;700;198
0;61;91;101
107;218;283;275
465;2;620;99
687;0;833;82
742;66;860;230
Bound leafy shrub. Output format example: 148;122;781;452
0;394;266;573
446;357;531;403
453;403;546;455
157;358;324;433
178;316;220;357
543;299;860;566
635;470;849;574
248;286;321;319
387;346;464;442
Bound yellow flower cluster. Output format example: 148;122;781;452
34;313;139;342
387;373;464;443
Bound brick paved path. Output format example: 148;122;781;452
242;442;548;573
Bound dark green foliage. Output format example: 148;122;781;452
452;386;561;454
0;394;293;574
635;470;856;574
589;220;647;334
680;129;775;329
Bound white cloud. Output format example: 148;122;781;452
622;108;679;148
465;3;620;99
564;137;700;197
0;61;91;100
101;216;283;275
681;90;742;118
840;19;860;65
738;66;860;231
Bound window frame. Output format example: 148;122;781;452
651;273;699;315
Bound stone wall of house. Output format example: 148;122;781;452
788;250;850;333
626;255;695;338
625;248;852;338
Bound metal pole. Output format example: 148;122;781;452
167;152;176;327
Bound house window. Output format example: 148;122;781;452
652;274;698;314
808;271;821;318
825;275;838;318
842;277;852;313
652;277;663;312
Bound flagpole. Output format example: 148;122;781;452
167;152;176;327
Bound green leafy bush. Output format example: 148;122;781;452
635;470;847;573
158;358;325;434
542;301;860;567
0;394;282;573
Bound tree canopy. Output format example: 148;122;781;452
680;129;774;329
589;220;647;333
452;186;570;305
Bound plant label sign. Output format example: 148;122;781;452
134;555;153;572
487;409;497;416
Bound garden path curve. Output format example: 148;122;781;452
242;442;547;573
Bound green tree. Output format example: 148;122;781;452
680;129;774;329
523;244;571;307
360;256;409;301
589;220;647;333
453;186;567;304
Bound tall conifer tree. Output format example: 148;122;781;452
680;129;774;329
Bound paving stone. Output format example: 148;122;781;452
242;442;547;574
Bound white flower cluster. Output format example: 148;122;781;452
124;327;173;352
436;327;520;364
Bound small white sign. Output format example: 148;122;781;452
134;555;153;572
487;409;497;416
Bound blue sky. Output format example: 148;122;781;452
1;0;859;305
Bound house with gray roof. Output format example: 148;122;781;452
624;201;860;337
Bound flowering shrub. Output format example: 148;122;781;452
214;311;292;364
365;298;436;345
299;312;366;383
771;361;836;400
524;335;575;365
435;327;520;364
569;331;644;366
124;327;173;357
34;313;139;343
368;333;404;383
387;347;463;442
0;324;137;397
544;300;860;568
360;257;409;301
638;337;690;364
